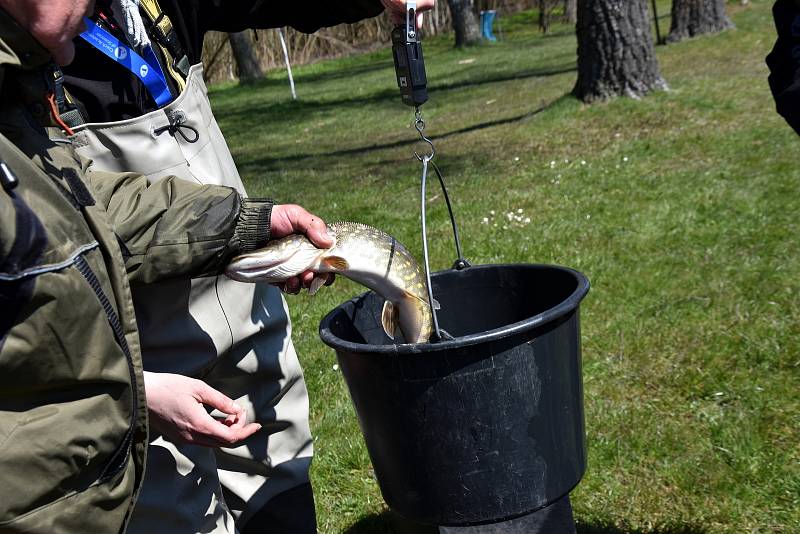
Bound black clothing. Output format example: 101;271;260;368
63;0;384;122
767;0;800;135
239;483;317;534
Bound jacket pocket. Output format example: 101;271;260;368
0;245;138;523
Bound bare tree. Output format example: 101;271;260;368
446;0;482;47
564;0;577;24
573;0;667;102
538;0;556;33
540;0;575;32
228;31;263;84
667;0;734;43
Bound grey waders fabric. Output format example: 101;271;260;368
71;65;313;534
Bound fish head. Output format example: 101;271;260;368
225;235;326;283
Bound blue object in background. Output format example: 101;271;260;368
480;10;497;42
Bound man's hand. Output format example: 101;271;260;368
270;204;335;294
144;372;262;447
381;0;435;26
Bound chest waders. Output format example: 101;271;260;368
70;65;313;533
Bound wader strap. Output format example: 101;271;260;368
50;66;86;129
139;0;190;90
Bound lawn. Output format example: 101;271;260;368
210;1;799;532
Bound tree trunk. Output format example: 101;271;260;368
538;0;552;33
446;0;482;47
538;1;546;32
564;0;577;24
228;31;263;84
667;0;734;43
573;0;668;102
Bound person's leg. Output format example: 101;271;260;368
239;482;317;534
207;283;317;531
126;439;237;534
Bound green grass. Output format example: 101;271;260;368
209;1;799;532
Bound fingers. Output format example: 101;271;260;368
275;273;334;295
190;417;262;448
277;277;302;295
144;373;265;448
192;380;243;416
299;214;333;249
189;383;262;446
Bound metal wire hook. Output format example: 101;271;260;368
413;112;435;161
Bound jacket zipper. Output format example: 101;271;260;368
73;254;138;479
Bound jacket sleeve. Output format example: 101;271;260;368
767;0;800;135
198;0;385;34
84;168;273;284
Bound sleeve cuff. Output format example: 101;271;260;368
233;197;273;253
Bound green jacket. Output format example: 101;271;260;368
0;10;272;534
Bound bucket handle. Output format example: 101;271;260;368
419;154;469;342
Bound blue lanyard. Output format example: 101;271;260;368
79;17;172;107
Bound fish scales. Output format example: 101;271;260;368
225;221;434;343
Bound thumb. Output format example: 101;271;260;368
292;208;332;249
193;381;242;416
305;222;333;249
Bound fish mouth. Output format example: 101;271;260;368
225;252;293;283
226;247;322;283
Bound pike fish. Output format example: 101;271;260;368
225;222;437;344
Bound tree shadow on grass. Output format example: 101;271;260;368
240;94;572;173
291;58;395;84
218;62;576;131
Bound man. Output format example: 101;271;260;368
0;1;332;532
59;1;433;533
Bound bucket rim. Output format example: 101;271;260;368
319;263;590;355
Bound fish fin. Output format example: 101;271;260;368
381;300;397;340
432;298;441;310
323;256;349;271
307;276;326;296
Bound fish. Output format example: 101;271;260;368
225;222;437;344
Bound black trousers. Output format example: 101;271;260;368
240;483;317;534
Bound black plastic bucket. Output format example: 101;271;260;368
319;263;590;526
